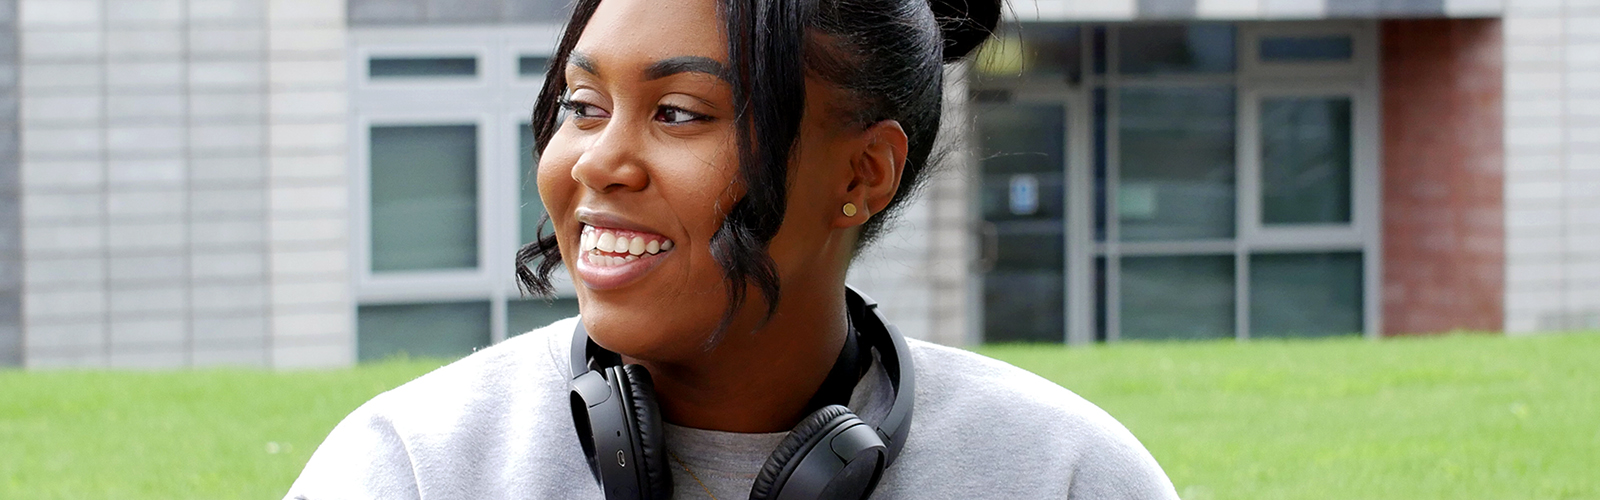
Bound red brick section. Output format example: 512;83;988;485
1380;19;1505;335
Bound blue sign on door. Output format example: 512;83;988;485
1009;174;1039;216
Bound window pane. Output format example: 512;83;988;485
975;24;1082;84
519;123;545;246
508;298;580;337
1118;86;1236;241
358;301;490;361
369;57;477;78
977;103;1066;343
1250;252;1362;337
371;125;479;271
1120;255;1235;340
1259;36;1353;63
1118;24;1235;76
518;56;550;77
1261;97;1353;225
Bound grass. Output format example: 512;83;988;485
1;333;1596;499
980;333;1600;499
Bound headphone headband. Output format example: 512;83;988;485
568;285;914;466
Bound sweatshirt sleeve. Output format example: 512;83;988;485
282;399;422;500
1065;419;1180;500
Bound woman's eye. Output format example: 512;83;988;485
560;98;607;120
654;106;707;125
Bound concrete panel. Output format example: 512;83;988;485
506;0;567;22
1328;0;1447;17
190;251;267;280
1139;0;1198;19
107;158;185;187
193;313;269;343
106;29;184;59
426;0;499;23
272;337;352;368
105;0;184;26
190;0;266;25
191;219;267;248
190;27;267;56
347;0;425;24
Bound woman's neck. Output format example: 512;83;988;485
630;285;849;433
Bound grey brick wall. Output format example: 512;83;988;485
348;0;566;25
0;0;19;367
1503;0;1600;333
18;0;352;369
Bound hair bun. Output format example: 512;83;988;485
929;0;1002;63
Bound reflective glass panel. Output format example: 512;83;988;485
1250;252;1362;337
975;24;1082;84
508;298;580;337
1259;36;1354;63
1120;255;1235;340
370;125;479;271
1118;24;1235;76
519;123;545;246
1117;86;1236;241
976;103;1067;343
1261;97;1353;225
369;57;477;78
358;301;490;361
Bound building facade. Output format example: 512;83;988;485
1;0;1594;368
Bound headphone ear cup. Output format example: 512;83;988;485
749;405;855;500
619;364;673;499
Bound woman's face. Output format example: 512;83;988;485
538;0;862;361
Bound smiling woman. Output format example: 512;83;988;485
284;0;1176;499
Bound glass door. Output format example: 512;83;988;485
975;100;1070;343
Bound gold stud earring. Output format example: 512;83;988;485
842;203;858;217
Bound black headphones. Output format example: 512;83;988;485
569;286;915;500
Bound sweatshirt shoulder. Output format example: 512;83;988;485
903;340;1178;498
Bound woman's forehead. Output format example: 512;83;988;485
572;0;729;74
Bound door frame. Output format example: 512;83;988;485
967;86;1094;345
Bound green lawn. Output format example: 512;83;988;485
2;333;1596;499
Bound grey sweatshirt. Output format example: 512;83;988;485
284;317;1179;499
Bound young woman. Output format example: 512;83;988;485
286;0;1176;498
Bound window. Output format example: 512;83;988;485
369;56;478;78
358;301;491;361
1259;35;1353;63
369;124;480;272
1260;97;1353;225
354;29;570;361
1117;86;1237;241
507;298;580;337
518;56;551;78
971;21;1376;343
519;122;545;246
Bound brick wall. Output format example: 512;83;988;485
18;0;351;368
1380;18;1506;335
1501;0;1600;333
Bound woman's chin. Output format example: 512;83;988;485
580;311;714;362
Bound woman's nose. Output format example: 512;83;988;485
570;120;650;194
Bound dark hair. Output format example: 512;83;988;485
517;0;1001;331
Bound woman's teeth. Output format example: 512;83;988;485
579;225;673;267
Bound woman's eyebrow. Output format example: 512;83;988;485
644;56;729;83
569;51;600;76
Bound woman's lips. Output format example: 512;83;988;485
573;224;675;290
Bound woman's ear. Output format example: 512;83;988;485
835;120;908;228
